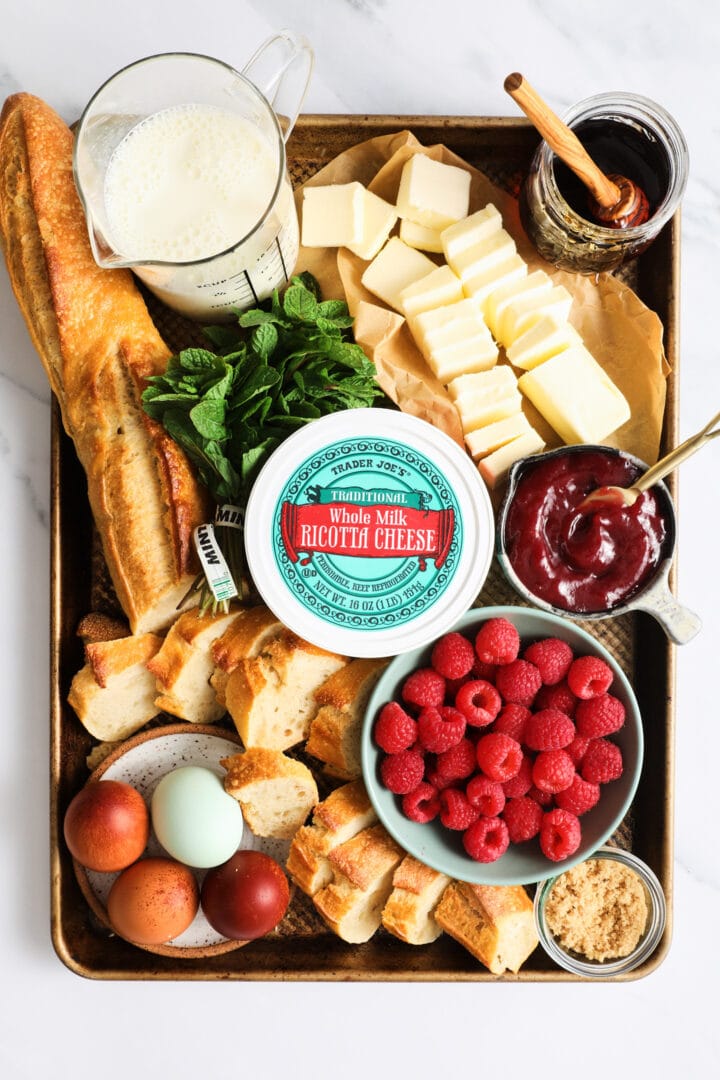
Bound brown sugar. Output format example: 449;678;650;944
544;857;648;962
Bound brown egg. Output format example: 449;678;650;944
107;857;199;945
64;779;149;872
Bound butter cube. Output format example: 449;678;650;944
428;335;499;382
464;413;534;458
361;237;437;311
411;298;485;351
347;188;398;260
450;229;517;279
450;367;522;431
478;430;546;488
302;182;364;247
500;284;573;346
400;218;444;253
399;265;464;319
518;346;631;444
442;204;503;264
484;270;552;339
396;153;471;230
409;297;497;378
463;254;528;310
447;365;517;401
507;314;583;370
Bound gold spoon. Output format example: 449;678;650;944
579;409;720;511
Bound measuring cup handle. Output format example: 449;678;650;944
631;570;702;645
242;29;314;140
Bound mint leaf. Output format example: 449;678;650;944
283;282;318;323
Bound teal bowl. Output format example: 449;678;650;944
361;605;643;886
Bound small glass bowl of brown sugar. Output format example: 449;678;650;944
534;847;667;978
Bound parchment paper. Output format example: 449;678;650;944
294;130;668;465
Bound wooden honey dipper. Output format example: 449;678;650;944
504;72;650;229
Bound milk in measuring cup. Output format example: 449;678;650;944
103;103;299;318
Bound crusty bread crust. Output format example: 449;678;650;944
0;93;210;634
306;657;388;779
148;607;239;724
68;632;163;741
221;747;319;838
381;855;451;945
286;779;377;896
434;881;538;974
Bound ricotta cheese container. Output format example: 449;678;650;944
244;409;494;657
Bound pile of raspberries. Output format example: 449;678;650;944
373;617;626;864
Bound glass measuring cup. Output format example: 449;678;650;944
73;34;313;320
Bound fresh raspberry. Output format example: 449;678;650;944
471;657;498;682
435;737;477;782
401;667;446;709
532;749;575;794
401;781;441;823
444;675;470;702
455;679;502;727
440;788;480;830
475;732;523;782
523;637;574;685
494;659;542;707
416;705;466;753
567;655;614;700
424;766;461;791
527;784;554;807
523;708;575;751
431;632;475;679
492;703;531;742
462;816;510;863
540;808;582;862
466;774;506;817
379;749;425;795
501;752;534;798
503;795;544;843
474;618;520;665
374;701;418;753
566;733;591;766
534;681;578;716
581;738;624;783
555;774;601;816
575;693;626;738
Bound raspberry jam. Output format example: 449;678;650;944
501;448;671;614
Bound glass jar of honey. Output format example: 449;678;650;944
520;92;688;273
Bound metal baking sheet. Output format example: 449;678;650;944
50;115;678;980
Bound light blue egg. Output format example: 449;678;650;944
151;765;244;868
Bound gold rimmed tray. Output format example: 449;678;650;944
50;115;678;981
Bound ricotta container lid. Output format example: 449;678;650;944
244;409;494;657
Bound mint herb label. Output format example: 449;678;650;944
272;437;462;631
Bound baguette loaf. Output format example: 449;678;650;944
0;93;210;634
434;881;538;974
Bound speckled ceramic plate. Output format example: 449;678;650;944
73;725;290;958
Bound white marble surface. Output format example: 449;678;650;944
1;1;718;1076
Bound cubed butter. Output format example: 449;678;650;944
447;365;517;402
411;298;486;350
399;265;464;319
464;412;533;458
347;188;398;260
478;430;546;488
463;253;528;310
427;335;499;382
518;346;631;444
450;367;522;431
450;229;517;279
396;153;471;230
506;313;583;370
302;182;364;247
484;270;552;339
361;237;436;311
400;218;445;253
442;204;503;264
500;284;573;346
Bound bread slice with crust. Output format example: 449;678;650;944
225;631;347;751
286;778;377;895
68;632;163;741
221;747;319;839
381;856;451;945
210;605;283;708
312;823;405;943
434;881;538;974
306;657;388;779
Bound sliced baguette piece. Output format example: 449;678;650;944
67;633;163;742
147;607;239;724
0;94;210;634
313;823;405;943
225;631;347;750
381;856;451;945
286;778;377;895
434;881;538;974
306;657;388;779
210;605;283;708
221;747;319;838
